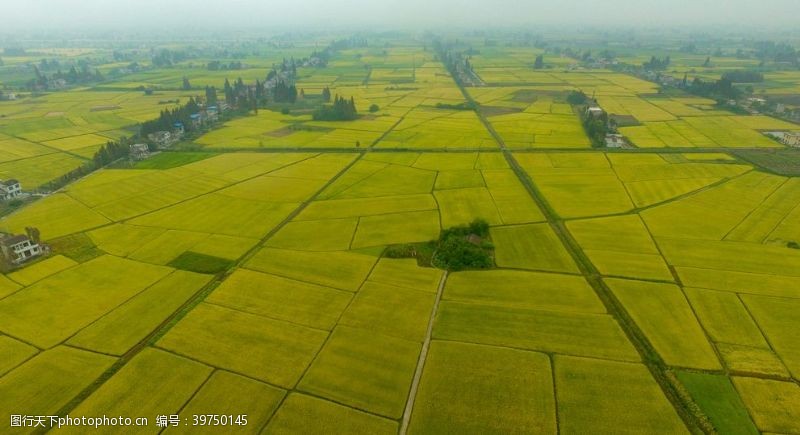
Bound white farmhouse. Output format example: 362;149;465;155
0;179;22;200
0;233;41;264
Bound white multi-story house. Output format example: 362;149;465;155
0;233;41;264
0;179;21;200
783;132;800;147
129;143;151;160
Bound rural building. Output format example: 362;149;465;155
587;106;604;117
129;143;151;160
605;134;626;148
765;131;800;147
0;179;22;200
147;131;174;147
206;105;220;122
784;132;800;147
0;233;42;265
190;113;204;128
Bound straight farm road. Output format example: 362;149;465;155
450;71;715;434
48;151;369;428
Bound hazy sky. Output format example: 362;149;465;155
4;0;800;31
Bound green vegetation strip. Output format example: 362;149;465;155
51;152;366;424
450;69;713;434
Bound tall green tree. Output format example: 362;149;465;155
534;54;544;69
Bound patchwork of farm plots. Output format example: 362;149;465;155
516;151;800;434
461;43;796;149
0;149;699;434
3;146;800;432
0;89;195;187
197;56;494;150
3;40;800;434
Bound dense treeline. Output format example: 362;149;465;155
582;109;609;148
93;140;131;167
721;70;764;83
28;64;103;90
433;219;494;270
643;56;670;70
207;60;243;71
313;95;358;121
272;81;298;103
753;41;798;65
140;97;202;137
151;49;191;67
688;77;740;100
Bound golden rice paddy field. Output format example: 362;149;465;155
0;89;197;188
1;36;800;434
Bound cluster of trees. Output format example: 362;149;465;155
576;98;609;148
140;97;202;137
306;37;368;68
566;90;588;105
753;41;798;65
688;77;740;100
272;80;298;103
28;64;103;90
312;95;358;121
383;219;494;271
203;86;217;105
223;77;255;107
434;219;494;271
582;112;609;148
721;70;765;83
207;60;243;71
37;59;62;70
533;54;545;69
643;56;671;70
274;58;298;77
92;139;131;167
151;49;190;67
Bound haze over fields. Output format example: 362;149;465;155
3;0;800;30
3;0;800;433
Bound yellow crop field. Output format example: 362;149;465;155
4;31;800;434
0;346;116;417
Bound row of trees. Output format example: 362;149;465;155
28;64;103;90
721;70;764;83
753;41;798;65
140;97;202;137
582;109;609;148
207;60;243;71
92;139;132;167
688;77;740;100
568;91;608;148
